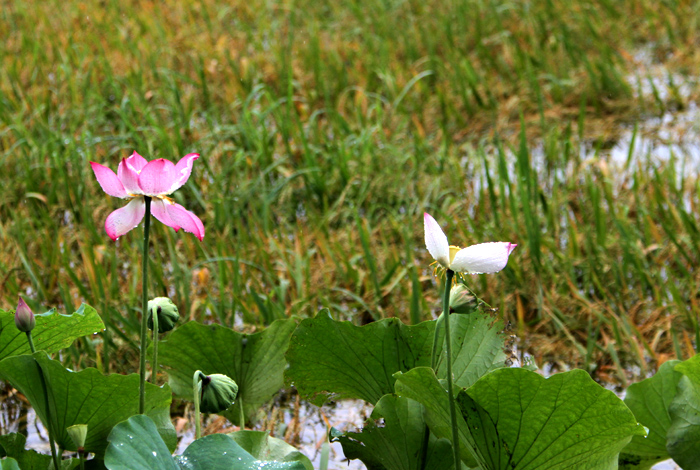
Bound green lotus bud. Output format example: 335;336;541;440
66;424;88;449
147;297;179;333
449;285;477;313
15;297;35;332
199;373;238;414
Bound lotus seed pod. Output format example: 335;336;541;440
449;285;477;314
147;297;179;333
67;424;88;449
200;373;238;414
15;297;35;333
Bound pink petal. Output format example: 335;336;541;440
125;151;149;172
169;153;199;193
90;162;128;198
450;242;517;274
117;158;143;195
424;213;450;268
165;203;205;241
138;158;177;196
105;198;146;240
151;199;180;231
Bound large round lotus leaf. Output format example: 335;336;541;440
0;304;104;361
331;393;454;470
105;415;308;470
0;459;20;470
227;431;313;470
155;318;296;424
393;367;480;467
460;368;646;470
286;309;505;406
105;414;178;470
0;433;80;470
619;360;681;469
0;352;173;457
667;354;700;469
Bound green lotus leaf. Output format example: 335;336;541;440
156;318;296;424
619;360;681;469
286;309;505;406
460;368;646;470
0;352;173;458
393;367;480;467
0;304;104;361
228;430;313;470
331;394;454;470
433;311;506;389
667;354;700;469
0;433;80;470
0;458;20;470
104;415;307;470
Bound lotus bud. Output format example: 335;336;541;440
15;297;35;332
67;424;88;450
449;285;477;314
200;373;238;414
147;297;179;333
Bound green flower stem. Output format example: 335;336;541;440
151;308;159;384
238;396;245;430
193;370;205;439
25;332;61;470
430;313;445;370
417;425;430;470
139;196;152;414
442;270;460;470
26;331;36;354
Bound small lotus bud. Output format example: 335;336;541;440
200;373;238;414
147;297;179;333
449;285;477;314
67;424;88;449
15;297;35;332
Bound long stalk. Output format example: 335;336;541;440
238;397;245;430
442;270;461;470
151;307;159;384
193;370;204;439
26;332;61;470
139;196;152;414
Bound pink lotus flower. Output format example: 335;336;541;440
91;152;204;241
424;212;515;273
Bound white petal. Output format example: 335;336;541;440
450;242;516;274
424;213;450;268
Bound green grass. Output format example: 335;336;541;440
1;0;700;382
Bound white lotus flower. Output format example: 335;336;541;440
424;212;516;274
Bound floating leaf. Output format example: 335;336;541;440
0;352;173;458
286;310;504;406
460;368;646;470
0;304;104;361
156;318;296;424
104;415;308;470
667;354;700;469
228;431;313;470
619;360;681;469
331;394;453;470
